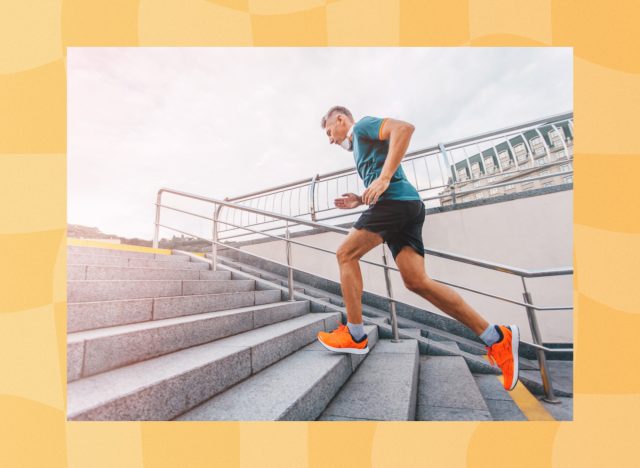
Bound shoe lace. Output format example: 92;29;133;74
333;323;348;334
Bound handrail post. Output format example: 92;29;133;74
521;278;560;403
285;220;295;301
438;143;455;184
382;245;401;342
211;205;221;271
153;190;163;249
309;174;319;221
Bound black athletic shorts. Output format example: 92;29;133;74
353;199;426;260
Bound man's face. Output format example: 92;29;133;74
324;114;349;146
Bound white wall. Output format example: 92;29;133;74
237;191;573;343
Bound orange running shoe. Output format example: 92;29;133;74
486;325;520;391
317;323;369;355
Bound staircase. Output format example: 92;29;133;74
66;243;571;421
207;248;574;420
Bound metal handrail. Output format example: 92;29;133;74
157;201;571;310
159;219;574;355
205;164;573;246
154;188;571;281
218;154;573;231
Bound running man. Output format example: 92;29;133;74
316;106;520;391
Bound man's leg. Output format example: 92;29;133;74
394;245;520;391
336;228;384;326
316;228;383;354
394;246;488;335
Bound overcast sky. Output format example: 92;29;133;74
67;47;572;239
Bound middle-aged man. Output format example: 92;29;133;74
316;105;520;391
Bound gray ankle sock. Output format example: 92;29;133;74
347;322;365;341
480;324;500;346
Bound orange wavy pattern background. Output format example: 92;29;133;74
1;1;639;466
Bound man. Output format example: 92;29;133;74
316;105;520;391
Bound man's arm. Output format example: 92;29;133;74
361;118;415;205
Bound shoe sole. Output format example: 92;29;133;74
508;325;520;391
317;337;369;355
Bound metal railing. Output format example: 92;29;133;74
213;111;573;238
153;187;572;403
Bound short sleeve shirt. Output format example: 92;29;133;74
352;116;421;201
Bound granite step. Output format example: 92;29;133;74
417;355;492;421
68;265;231;281
68;300;311;381
68;279;256;302
473;374;527;421
520;360;574;397
67;289;282;333
175;325;379;421
68;245;165;259
69;253;209;270
68;245;190;261
319;339;420;421
67;311;340;421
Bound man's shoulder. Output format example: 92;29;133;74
354;116;385;139
355;116;382;128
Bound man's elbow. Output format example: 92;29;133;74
388;122;415;141
402;123;415;139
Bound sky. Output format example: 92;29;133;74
67;47;572;240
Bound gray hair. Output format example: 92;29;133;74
320;106;354;129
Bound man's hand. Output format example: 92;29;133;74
334;193;362;209
361;177;390;205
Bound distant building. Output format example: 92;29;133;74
438;120;573;205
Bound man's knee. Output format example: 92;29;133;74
401;268;432;293
336;244;361;264
403;277;428;293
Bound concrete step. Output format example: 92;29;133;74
67;311;340;420
473;374;527;421
401;328;423;339
67;253;129;267
417;355;492;421
319;339;419;421
68;300;311;381
175;325;379;421
68;279;256;302
520;360;573;397
437;340;461;352
68;245;159;259
198;270;233;280
69;254;208;270
131;257;209;270
68;245;189;261
68;265;231;281
68;289;282;333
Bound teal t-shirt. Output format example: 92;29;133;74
352;116;421;201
